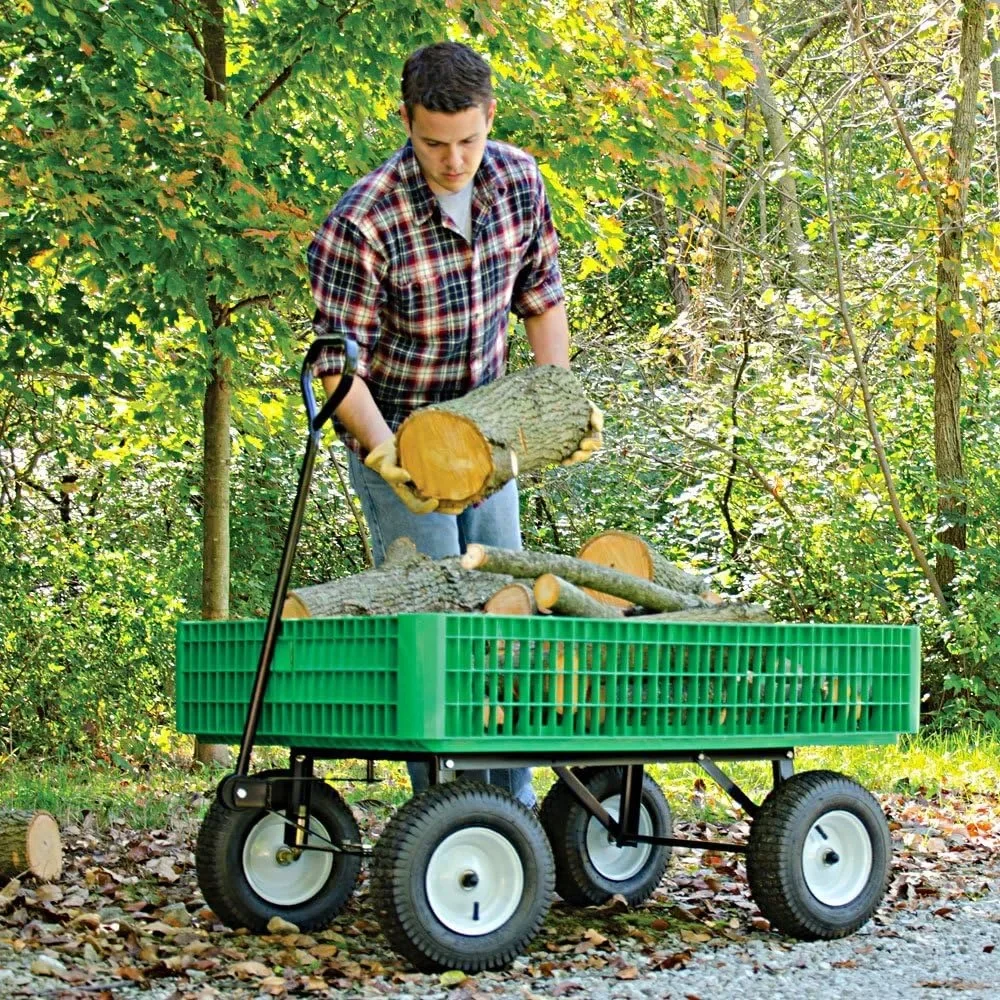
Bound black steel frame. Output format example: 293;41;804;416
216;337;797;859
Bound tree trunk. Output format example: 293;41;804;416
577;530;708;607
283;538;514;617
461;544;713;612
395;365;594;510
933;0;987;589
0;811;62;882
731;0;810;283
991;23;1000;207
195;1;232;769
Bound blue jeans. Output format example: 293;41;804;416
347;452;536;808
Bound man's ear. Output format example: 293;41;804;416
399;103;411;136
485;99;496;132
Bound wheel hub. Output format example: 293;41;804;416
243;813;334;906
801;810;873;907
585;795;654;882
425;826;524;936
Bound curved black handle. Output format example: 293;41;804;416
301;336;358;433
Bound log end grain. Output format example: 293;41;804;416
397;410;492;502
0;811;63;882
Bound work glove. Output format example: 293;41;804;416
364;438;439;515
561;402;604;465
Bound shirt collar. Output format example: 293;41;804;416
398;140;503;225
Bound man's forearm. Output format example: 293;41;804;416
525;302;570;368
321;374;393;454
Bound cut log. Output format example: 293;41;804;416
483;582;537;616
0;811;62;882
396;365;594;511
283;538;514;618
534;574;625;619
634;604;773;623
577;530;708;607
461;544;712;613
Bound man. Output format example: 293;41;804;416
307;42;599;807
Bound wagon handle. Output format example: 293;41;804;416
230;335;358;781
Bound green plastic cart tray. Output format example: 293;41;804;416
175;614;920;753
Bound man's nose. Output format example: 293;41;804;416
444;145;462;168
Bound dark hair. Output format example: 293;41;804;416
401;42;493;117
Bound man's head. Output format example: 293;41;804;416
400;42;496;195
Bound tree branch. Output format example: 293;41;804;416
818;117;950;614
775;11;847;80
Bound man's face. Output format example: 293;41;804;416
401;101;496;195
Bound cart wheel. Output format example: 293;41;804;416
540;766;672;906
745;769;891;940
196;770;362;932
370;781;554;972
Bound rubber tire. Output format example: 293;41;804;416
370;781;555;972
196;770;362;932
746;769;891;940
540;766;672;906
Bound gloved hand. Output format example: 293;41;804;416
561;402;604;465
364;438;439;515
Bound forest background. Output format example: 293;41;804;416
2;0;1000;764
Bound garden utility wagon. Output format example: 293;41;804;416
175;340;921;973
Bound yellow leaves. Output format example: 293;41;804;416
172;170;197;188
242;228;283;242
578;256;603;279
28;248;58;269
4;125;29;147
158;222;177;242
79;233;97;248
9;164;31;188
220;146;246;173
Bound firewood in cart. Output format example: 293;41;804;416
577;530;710;607
460;544;714;613
282;537;514;618
395;365;597;513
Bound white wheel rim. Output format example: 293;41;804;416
243;813;334;906
425;827;524;935
801;809;873;907
585;795;654;882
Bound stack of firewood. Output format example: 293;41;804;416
282;529;768;624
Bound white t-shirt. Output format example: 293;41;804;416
436;182;474;243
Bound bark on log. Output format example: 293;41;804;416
577;530;708;607
283;538;514;618
461;544;712;613
0;811;62;881
632;604;773;623
534;574;625;619
396;365;593;510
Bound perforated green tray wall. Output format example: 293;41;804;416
175;614;920;752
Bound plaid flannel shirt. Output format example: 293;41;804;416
307;139;565;453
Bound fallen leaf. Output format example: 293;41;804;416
267;915;300;934
616;965;639;979
439;969;467;986
230;960;275;979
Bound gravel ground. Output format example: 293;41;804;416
3;890;1000;1000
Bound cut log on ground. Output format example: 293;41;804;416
396;365;594;512
461;544;714;613
283;538;514;618
0;811;63;882
577;530;708;607
534;574;625;619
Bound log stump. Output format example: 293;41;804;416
0;811;63;882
